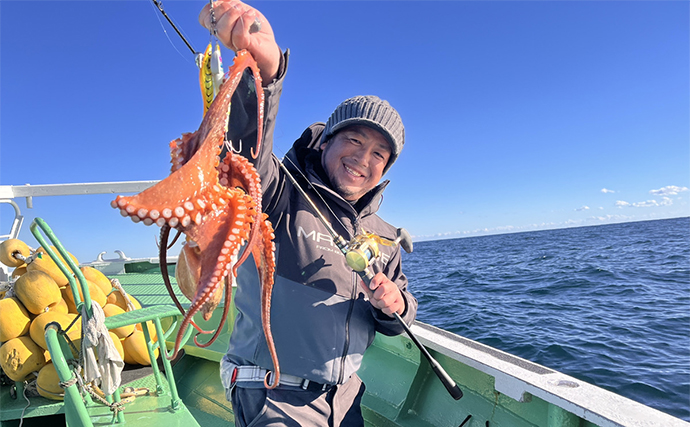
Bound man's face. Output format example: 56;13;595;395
321;125;392;202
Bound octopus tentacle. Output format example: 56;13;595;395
193;275;232;348
255;216;278;389
112;50;277;383
218;152;265;276
159;226;212;335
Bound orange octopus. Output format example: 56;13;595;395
112;50;279;388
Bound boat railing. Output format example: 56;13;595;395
28;216;192;424
0;180;160;279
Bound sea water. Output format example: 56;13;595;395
403;217;690;421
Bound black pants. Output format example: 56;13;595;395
230;374;366;427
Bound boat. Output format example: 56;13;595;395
0;182;687;427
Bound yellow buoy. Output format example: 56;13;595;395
135;320;158;341
108;331;125;361
62;280;107;313
107;292;142;312
0;335;47;381
0;297;31;342
102;304;135;339
26;246;79;288
0;239;31;268
80;267;113;296
46;298;69;315
30;312;81;351
13;270;62;315
36;362;64;401
122;329;158;365
11;265;27;278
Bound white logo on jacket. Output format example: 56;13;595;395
298;226;391;264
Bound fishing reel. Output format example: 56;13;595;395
345;228;413;273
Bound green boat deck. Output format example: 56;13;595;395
2;259;688;427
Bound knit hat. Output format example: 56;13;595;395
321;95;405;175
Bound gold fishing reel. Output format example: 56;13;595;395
345;228;413;272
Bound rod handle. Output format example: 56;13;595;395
430;359;464;400
392;312;463;400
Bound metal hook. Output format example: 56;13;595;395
224;138;242;154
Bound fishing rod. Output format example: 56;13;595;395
277;160;463;400
148;0;461;400
150;0;198;55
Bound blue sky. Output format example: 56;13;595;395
1;0;688;262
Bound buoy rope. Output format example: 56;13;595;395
17;381;31;427
110;278;136;311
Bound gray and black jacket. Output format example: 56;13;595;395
224;51;417;386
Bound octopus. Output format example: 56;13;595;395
111;50;279;388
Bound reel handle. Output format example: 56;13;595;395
394;228;414;254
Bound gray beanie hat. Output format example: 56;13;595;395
321;95;405;175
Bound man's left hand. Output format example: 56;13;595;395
360;272;405;317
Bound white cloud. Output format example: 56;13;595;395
616;197;673;208
601;188;616;194
589;214;633;222
649;185;688;196
632;200;659;208
575;205;590;211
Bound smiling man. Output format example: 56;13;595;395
199;2;417;426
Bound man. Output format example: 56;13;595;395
199;2;417;426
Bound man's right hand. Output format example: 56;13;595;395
198;0;282;84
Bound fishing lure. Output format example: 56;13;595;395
199;43;215;115
198;42;225;115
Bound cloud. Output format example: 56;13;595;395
616;197;673;208
649;186;688;196
589;214;633;222
575;205;590;211
601;188;616;194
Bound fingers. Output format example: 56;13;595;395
198;0;281;83
199;1;257;51
366;273;404;316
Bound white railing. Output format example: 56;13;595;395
0;181;158;238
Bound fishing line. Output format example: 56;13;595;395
148;1;187;62
149;0;199;57
279;153;353;241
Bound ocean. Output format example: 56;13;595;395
402;217;690;421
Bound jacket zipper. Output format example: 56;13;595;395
338;272;358;384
